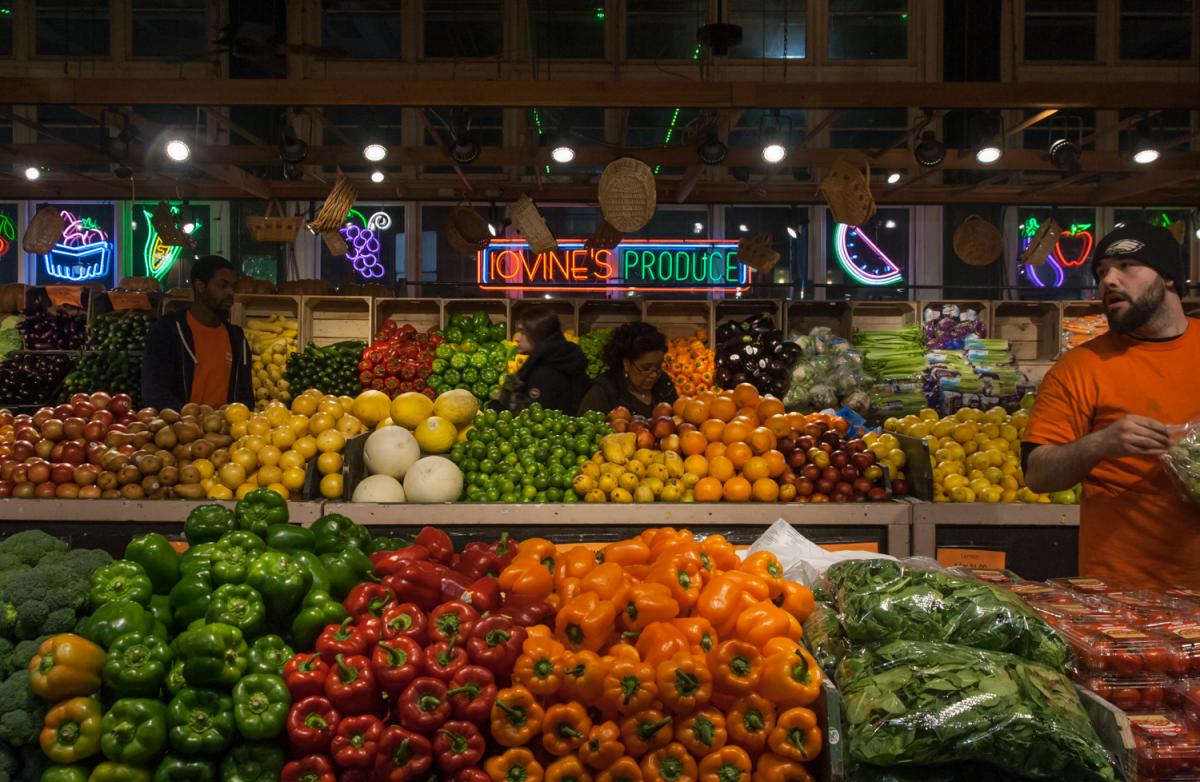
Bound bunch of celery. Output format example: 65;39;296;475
853;324;927;380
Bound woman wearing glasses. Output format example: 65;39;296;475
578;322;678;417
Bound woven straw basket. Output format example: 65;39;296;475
321;231;348;257
953;215;1003;267
585;220;623;251
1021;218;1061;267
508;196;557;255
738;232;781;274
151;201;197;248
247;200;303;243
308;175;358;234
446;205;492;254
820;159;876;227
599;158;656;233
23;205;65;254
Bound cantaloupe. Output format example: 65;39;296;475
363;427;420;479
352;474;406;503
403;456;464;503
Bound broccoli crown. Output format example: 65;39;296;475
1;565;90;642
0;672;44;748
52;548;112;576
0;532;67;568
13;744;44;782
8;638;46;675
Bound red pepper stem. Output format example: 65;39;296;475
445;683;480;699
378;643;407;667
335;654;359;684
298;654;318;673
332;617;355;641
304;712;328;731
417;695;441;713
437;728;469;754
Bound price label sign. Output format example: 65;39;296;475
108;291;152;311
46;285;83;308
936;547;1007;570
821;542;881;554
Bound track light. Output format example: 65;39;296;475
282;163;303;180
363;142;387;162
886;171;902;184
738;223;749;233
786;226;798;239
1049;138;1081;174
370;170;385;183
279;121;308;166
759;110;790;164
976;145;1002;164
23;166;40;181
549;128;576;164
913;131;945;167
165;138;191;162
449;130;480;165
1133;138;1160;165
697;131;728;165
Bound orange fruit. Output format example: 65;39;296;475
765;414;793;438
673;397;688;417
757;396;786;421
709;396;737;423
763;449;787;477
680;431;707;457
832;416;850;436
682;398;710;426
704;441;727;461
787;412;808;431
700;419;725;443
742;456;770;482
684;454;709;477
752;478;780;502
748;426;777;455
722;421;750;445
709;455;735;482
695;477;724;503
723;476;752;502
725;442;753;470
732;383;760;409
735;408;761;427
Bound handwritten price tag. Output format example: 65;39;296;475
45;285;83;308
108;291;152;311
937;547;1007;569
821;541;881;554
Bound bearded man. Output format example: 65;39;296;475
1023;222;1200;587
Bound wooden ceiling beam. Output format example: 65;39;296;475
676;110;742;204
200;107;270;146
10;79;1199;109
1091;168;1200;203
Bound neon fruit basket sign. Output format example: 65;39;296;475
339;210;390;280
1020;217;1094;288
833;223;904;286
41;210;112;282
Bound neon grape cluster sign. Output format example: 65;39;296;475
1020;217;1094;288
477;239;750;293
339;209;391;280
833;223;904;286
41;210;112;282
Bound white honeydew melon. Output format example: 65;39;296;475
403;455;464;503
363;426;421;479
352;474;407;503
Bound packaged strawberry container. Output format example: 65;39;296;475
1049;576;1123;596
1127;712;1200;780
1078;671;1174;711
1106;591;1195;625
1057;621;1188;677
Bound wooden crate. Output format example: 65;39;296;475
301;296;372;347
373;298;441;335
992;302;1060;362
785;301;853;339
511;298;578;335
643;300;713;344
919;300;992;339
231;294;302;332
577;300;643;335
160;291;193;316
442;298;509;338
1060;300;1107;353
849;301;918;333
714;300;783;333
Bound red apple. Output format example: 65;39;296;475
55;482;79;498
835;481;854;496
816;478;835;496
830;491;849;503
35;440;55;460
0;481;12;498
10;441;35;463
0;411;11;429
10;465;28;485
821;466;841;485
61;442;86;466
651;417;676;439
54;404;74;420
868;487;889;502
851;452;872;472
830;451;848;469
12;482;34;499
892;479;910;496
801;464;821;482
28;462;51;484
776;436;794;454
73;465;98;486
607;406;632;424
50;443;65;462
70;392;89;405
795;436;815;452
63;417;86;441
852;492;866;502
635;429;656;450
90;409;114;427
787;450;807;469
135;407;156;424
89;391;111;410
853;478;873;495
86;441;108;466
610;419;629;433
841;465;859;482
845;440;867;454
659;434;681;453
795;479;814;497
51;463;75;484
677;422;697;436
72;401;95;419
110;393;133;415
84;420;107;442
0;462;14;482
652;402;674;418
820;431;842;449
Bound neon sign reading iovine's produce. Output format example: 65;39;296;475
1020;217;1094;288
477;239;750;293
339;209;390;280
834;223;904;286
41;210;112;282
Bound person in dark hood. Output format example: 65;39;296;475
494;305;589;413
578;322;677;417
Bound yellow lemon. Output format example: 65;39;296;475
320;473;344;499
391;392;435;430
231;449;257;473
352;390;392;427
266;483;289;500
291;394;318;417
257;445;282;467
292;436;318;459
308;412;335;435
282;467;306;491
192;458;214;479
318;400;345;421
413;416;457;454
317;452;343;475
207;484;234;501
258;465;284;486
316;429;346;454
224;402;250;424
948;485;976;503
265;404;291;428
219;462;247;490
280;450;306;471
271;426;296;450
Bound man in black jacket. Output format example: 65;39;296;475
140;255;254;410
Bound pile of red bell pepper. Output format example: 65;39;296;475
358;322;442;398
280;527;553;782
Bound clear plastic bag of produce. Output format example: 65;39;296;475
802;601;849;675
823;558;1072;670
1163;418;1200;503
838;640;1121;781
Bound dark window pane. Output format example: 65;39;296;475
533;0;605;59
728;108;806;149
728;0;806;59
424;107;501;174
943;205;1005;299
830;108;908;148
725;206;808;291
0;0;14;56
1027;0;1095;10
321;105;403;147
37;0;109;57
424;0;500;57
1120;1;1191;60
829;0;906;59
131;0;204;58
1024;0;1096;60
323;0;402;59
1118;109;1192;151
627;0;702;60
233;201;285;285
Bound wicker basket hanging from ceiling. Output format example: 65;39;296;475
507;195;558;255
445;204;492;255
308;174;358;234
585;220;623;251
322;230;348;257
23;205;65;254
738;232;781;275
599;157;657;233
150;201;197;248
952;215;1004;267
246;200;302;244
1167;220;1188;245
1020;218;1061;267
819;158;876;227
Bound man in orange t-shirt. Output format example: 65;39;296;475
1024;222;1200;588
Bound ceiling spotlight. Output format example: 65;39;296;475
759;110;790;164
693;222;704;235
913;130;945;168
1049;138;1081;174
786;226;798;239
370;170;385;183
697;131;728;165
885;219;897;229
488;222;498;237
886;171;902;185
549;134;576;164
1132;138;1160;165
282;163;303;181
762;141;786;164
738;223;749;233
165;139;191;162
279;120;308;165
23;166;40;181
449;131;480;165
363;142;387;162
975;144;1002;164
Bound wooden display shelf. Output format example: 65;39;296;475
511;298;577;335
231;294;302;332
302;295;372;347
849;301;918;333
442;299;509;338
577;300;642;335
0;499;326;524
785;301;852;339
643;300;713;345
993;301;1061;362
373;298;441;335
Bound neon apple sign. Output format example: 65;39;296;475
477;239;750;293
833;223;904;286
41;211;112;282
1020;217;1094;288
0;215;14;257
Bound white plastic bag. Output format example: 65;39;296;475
1163;418;1200;503
744;519;896;588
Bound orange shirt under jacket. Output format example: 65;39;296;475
186;311;232;409
1023;317;1200;589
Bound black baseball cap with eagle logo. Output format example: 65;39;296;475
1093;221;1187;296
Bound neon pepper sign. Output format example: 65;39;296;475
339;209;390;280
833;223;904;286
142;206;202;281
1020;217;1094;288
41;210;112;282
477;239;750;293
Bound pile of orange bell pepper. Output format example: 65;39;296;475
489;529;823;782
664;332;716;397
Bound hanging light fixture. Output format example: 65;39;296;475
363;142;387;162
448;111;481;165
973;112;1004;165
1049;138;1081;174
697;129;728;165
886;171;902;184
1133;136;1160;165
165;138;191;162
759;110;790;164
913;130;945;167
23;166;40;181
370;170;385;183
549;127;576;164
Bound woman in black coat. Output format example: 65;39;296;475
578;322;677;418
494;306;589;414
